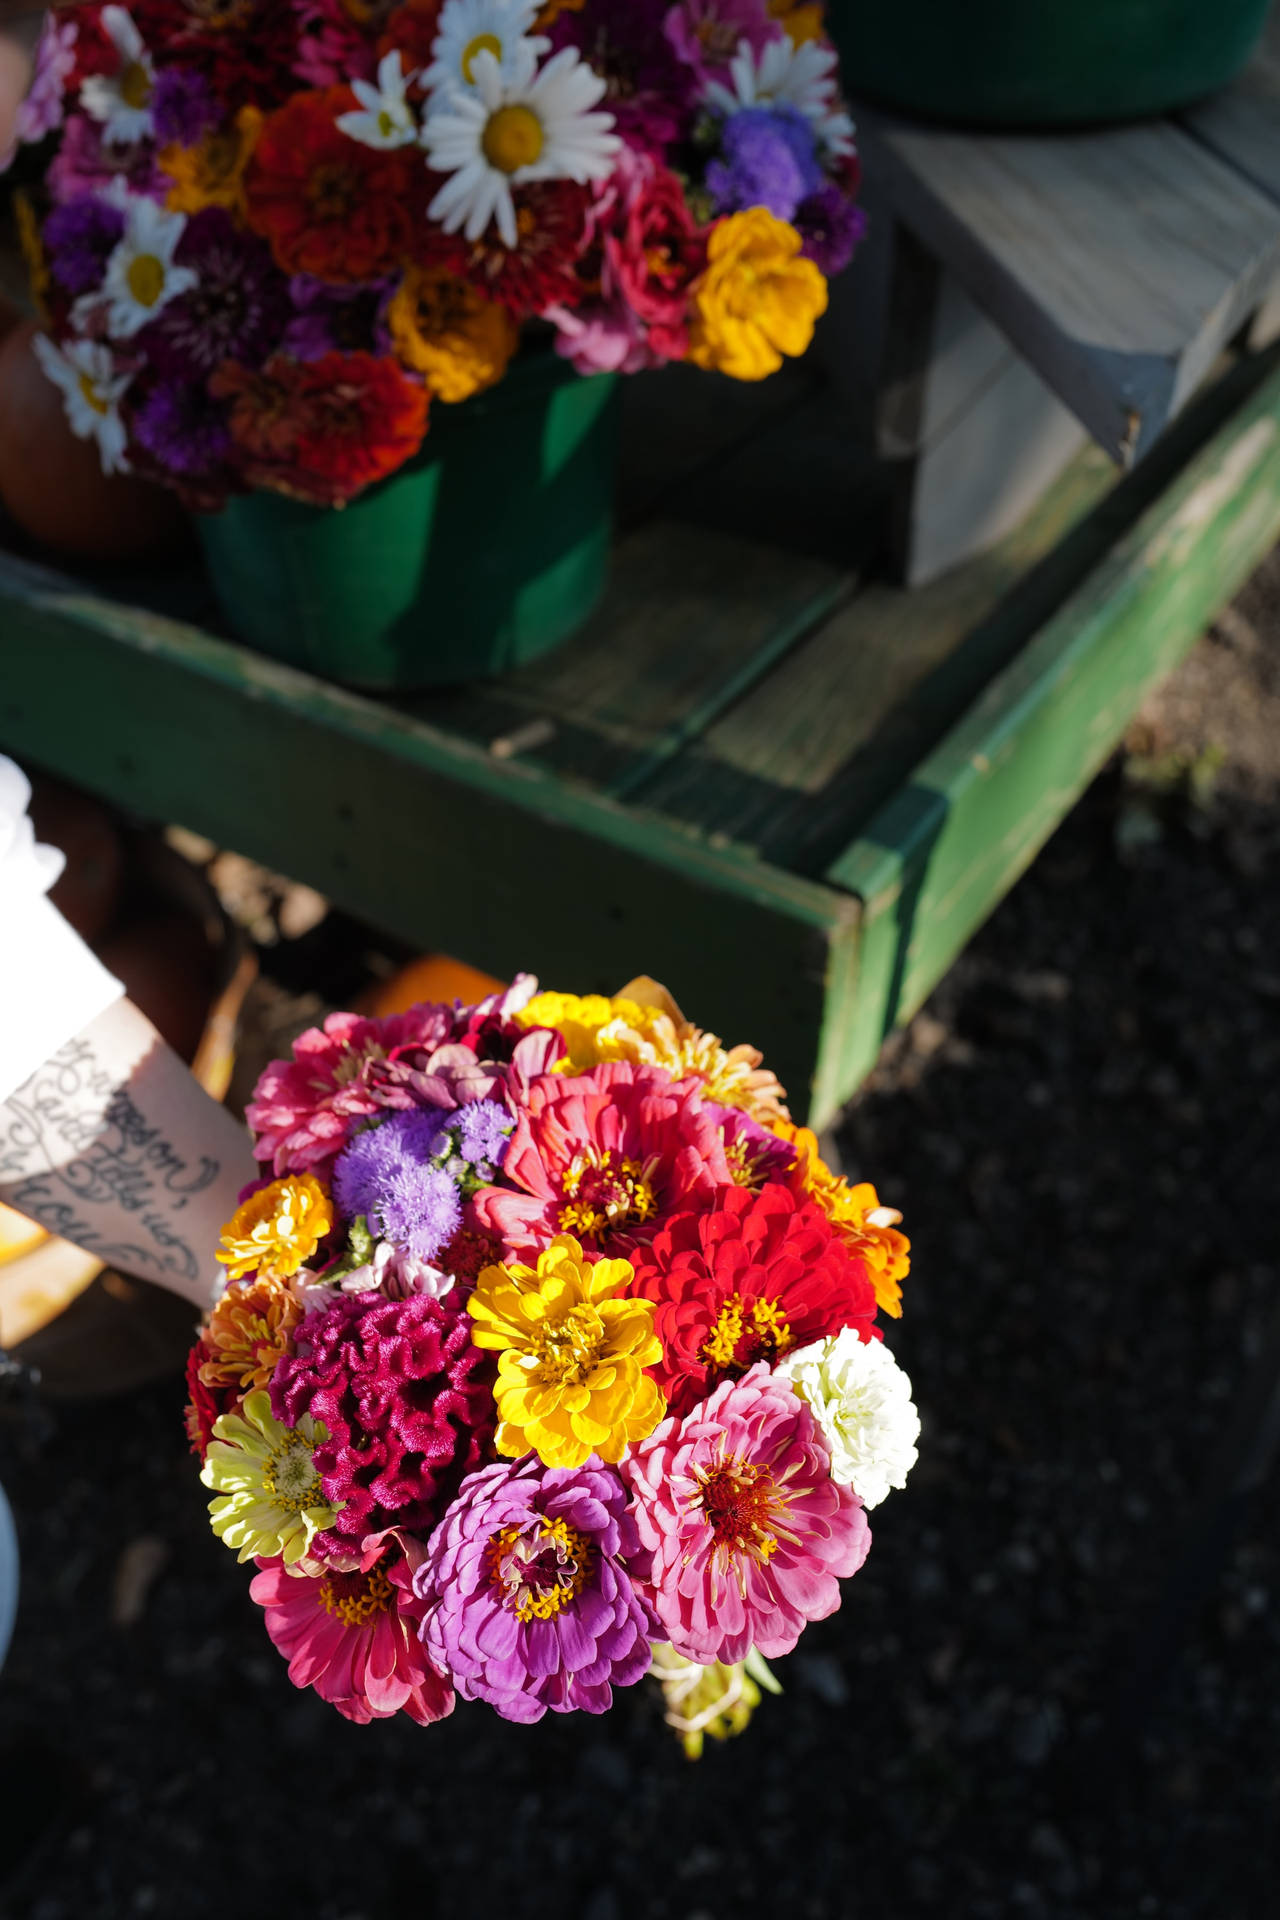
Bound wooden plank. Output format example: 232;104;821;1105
864;109;1280;463
0;557;858;1118
1183;9;1280;204
823;348;1280;1102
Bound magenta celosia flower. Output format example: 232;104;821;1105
472;1060;735;1259
621;1363;871;1664
414;1453;655;1723
271;1293;496;1548
664;0;781;84
250;1535;453;1725
247;1003;456;1176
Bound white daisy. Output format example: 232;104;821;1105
423;0;548;103
78;194;199;340
707;34;855;158
777;1328;920;1510
423;41;619;248
32;333;133;476
336;49;422;149
79;6;156;146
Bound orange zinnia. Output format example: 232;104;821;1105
774;1122;911;1319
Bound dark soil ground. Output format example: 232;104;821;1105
6;561;1280;1920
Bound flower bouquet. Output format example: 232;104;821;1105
188;974;919;1751
7;2;865;684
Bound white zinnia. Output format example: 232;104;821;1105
707;35;855;159
78;193;198;340
80;6;156;145
336;49;422;149
778;1328;920;1509
424;0;548;103
32;332;132;475
423;41;620;248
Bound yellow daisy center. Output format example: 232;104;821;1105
77;372;109;417
462;30;503;83
261;1432;324;1516
120;61;153;110
558;1147;657;1241
319;1561;394;1628
482;103;544;174
486;1516;594;1621
126;252;166;308
700;1293;793;1375
693;1455;782;1566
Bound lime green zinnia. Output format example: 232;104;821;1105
200;1389;337;1566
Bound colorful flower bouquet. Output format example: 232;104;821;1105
187;974;919;1750
9;1;865;511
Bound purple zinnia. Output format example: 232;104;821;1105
131;380;234;478
550;0;696;156
283;275;394;363
43;193;125;295
796;182;867;278
333;1110;462;1261
706;104;825;222
137;208;290;380
152;67;221;148
415;1453;656;1723
707;1103;797;1189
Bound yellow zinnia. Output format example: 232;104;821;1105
200;1390;336;1566
687;208;828;382
161;104;262;216
775;1122;910;1318
767;0;826;45
468;1234;665;1468
217;1174;333;1282
388;265;518;404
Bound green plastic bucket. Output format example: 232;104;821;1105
828;0;1270;128
197;353;619;689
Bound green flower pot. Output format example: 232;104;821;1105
197;354;619;690
828;0;1270;128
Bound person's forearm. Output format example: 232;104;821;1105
0;997;256;1310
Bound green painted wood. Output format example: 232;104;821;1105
0;554;858;1119
822;350;1280;1104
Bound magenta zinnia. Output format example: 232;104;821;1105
414;1452;655;1723
621;1364;870;1666
270;1292;496;1548
472;1061;734;1260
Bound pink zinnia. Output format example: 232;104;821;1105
621;1364;870;1665
664;0;781;83
472;1061;735;1259
250;1539;453;1726
291;0;379;87
246;1003;455;1177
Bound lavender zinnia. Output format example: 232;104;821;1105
414;1453;656;1723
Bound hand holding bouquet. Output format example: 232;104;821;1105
188;975;919;1752
8;1;864;508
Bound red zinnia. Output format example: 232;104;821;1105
245;87;418;283
129;1;299;108
380;0;447;75
183;1337;238;1460
626;1181;880;1419
213;351;429;506
432;178;593;315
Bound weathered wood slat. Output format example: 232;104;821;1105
820;350;1280;1108
863;108;1280;463
1183;8;1280;204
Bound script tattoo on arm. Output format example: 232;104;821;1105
0;1035;220;1284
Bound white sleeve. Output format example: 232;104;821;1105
0;756;124;1105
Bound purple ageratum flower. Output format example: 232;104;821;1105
43;194;125;295
550;0;695;156
131;380;233;478
283;275;395;364
47;113;166;204
414;1453;657;1723
333;1110;463;1261
152;67;221;148
137;208;290;380
796;182;867;278
706;104;825;222
453;1100;514;1170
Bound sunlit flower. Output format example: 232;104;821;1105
775;1121;909;1318
706;31;854;158
81;192;199;340
199;1268;305;1396
80;6;157;146
468;1233;665;1467
424;0;548;101
337;48;422;148
423;39;619;247
687;206;826;380
388;263;518;400
201;1389;337;1566
649;1641;776;1759
217;1174;335;1282
31;332;132;475
777;1328;920;1509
